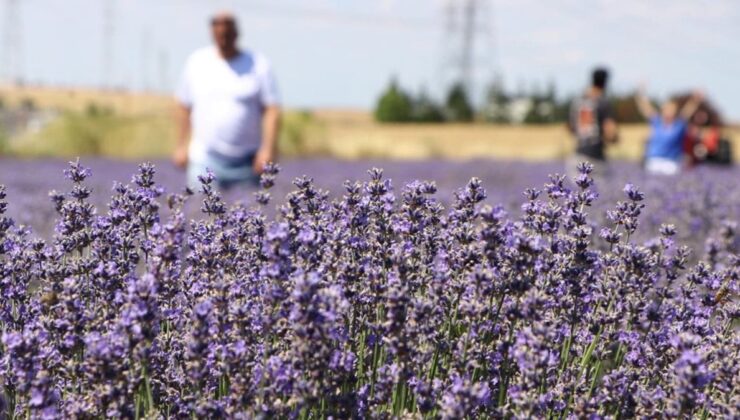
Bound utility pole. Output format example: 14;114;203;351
102;0;115;89
442;0;493;101
460;0;476;95
158;49;169;93
140;27;151;92
2;0;22;84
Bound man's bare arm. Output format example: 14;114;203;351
635;88;657;121
603;118;618;144
253;105;281;174
679;91;704;121
173;102;191;168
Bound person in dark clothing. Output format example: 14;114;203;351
567;68;618;179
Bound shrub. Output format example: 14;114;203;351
0;161;736;418
445;82;475;122
412;90;445;123
375;78;413;123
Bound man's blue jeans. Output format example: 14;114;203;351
187;150;259;190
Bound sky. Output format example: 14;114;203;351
3;0;740;121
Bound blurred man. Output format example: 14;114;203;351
174;11;281;189
567;68;618;179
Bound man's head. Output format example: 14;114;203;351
661;100;678;122
211;12;239;58
693;109;709;126
591;68;609;91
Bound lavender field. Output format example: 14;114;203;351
0;158;738;418
1;158;737;253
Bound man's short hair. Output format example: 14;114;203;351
592;68;609;89
211;12;237;26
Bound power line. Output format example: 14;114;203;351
2;0;22;84
441;0;494;100
140;26;153;92
460;0;476;93
158;49;169;93
102;0;115;88
238;2;435;30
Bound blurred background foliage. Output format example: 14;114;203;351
0;85;738;163
374;76;653;125
14;112;174;158
374;78;414;123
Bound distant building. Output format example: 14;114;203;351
508;97;534;124
0;108;58;137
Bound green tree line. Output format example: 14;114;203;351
374;77;647;124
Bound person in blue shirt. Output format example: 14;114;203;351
636;87;704;175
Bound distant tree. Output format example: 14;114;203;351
610;94;647;123
515;80;526;98
412;88;444;123
445;82;474;122
85;102;114;118
553;95;572;123
523;100;555;124
544;80;557;104
20;97;36;112
482;76;510;123
375;78;413;123
523;82;558;124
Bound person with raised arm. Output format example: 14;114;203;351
636;86;703;175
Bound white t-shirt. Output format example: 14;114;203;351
176;47;279;163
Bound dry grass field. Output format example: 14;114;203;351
2;85;738;162
301;109;740;162
0;84;173;115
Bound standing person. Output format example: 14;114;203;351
174;11;281;189
684;108;721;165
567;67;618;180
635;87;703;175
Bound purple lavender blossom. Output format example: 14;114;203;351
0;159;736;418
